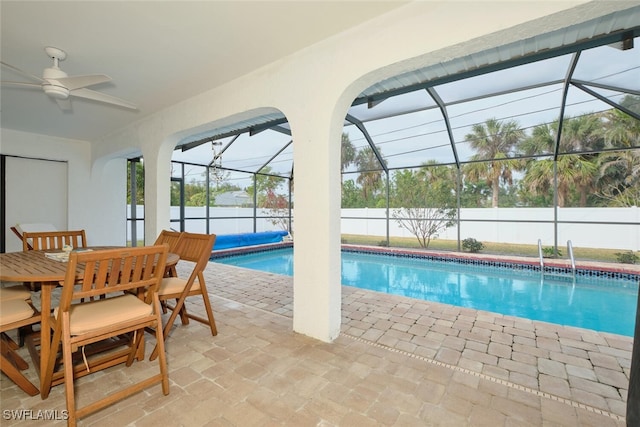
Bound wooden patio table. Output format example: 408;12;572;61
0;247;178;398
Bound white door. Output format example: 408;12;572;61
3;156;68;252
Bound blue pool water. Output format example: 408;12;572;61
214;248;639;336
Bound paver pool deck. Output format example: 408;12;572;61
1;249;636;426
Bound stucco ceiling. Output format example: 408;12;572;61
0;1;407;142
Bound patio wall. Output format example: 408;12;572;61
2;129;128;254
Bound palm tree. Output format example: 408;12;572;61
416;161;458;206
518;122;556;156
341;132;356;173
558;113;605;153
355;146;385;201
601;95;640;149
597;100;640;206
464;118;524;207
520;115;602;207
597;149;640;206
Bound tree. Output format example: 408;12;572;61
391;165;456;248
518;122;556;156
341;178;364;208
245;166;287;208
127;160;144;204
597;98;640;206
522;156;597;207
355;146;385;204
245;166;292;232
262;188;292;233
597;150;640;207
559;113;605;153
601;95;640;147
516;179;552;207
341;132;356;172
464;118;525;207
460;180;492;207
519;115;602;207
185;179;208;206
209;168;231;190
558;114;603;206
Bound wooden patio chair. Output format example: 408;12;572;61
10;223;57;250
40;246;170;427
0;285;33;302
150;232;216;360
22;230;87;252
0;297;41;396
0;284;39;347
20;230;87;291
153;230;183;277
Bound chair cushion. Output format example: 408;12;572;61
158;277;201;296
0;299;34;325
0;286;31;301
61;294;153;336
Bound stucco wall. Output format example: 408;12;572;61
1;128;127;251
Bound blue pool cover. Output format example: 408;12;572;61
213;230;289;250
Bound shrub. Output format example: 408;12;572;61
615;251;639;264
541;247;563;258
462;238;484;253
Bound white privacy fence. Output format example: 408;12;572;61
128;206;640;251
342;207;640;251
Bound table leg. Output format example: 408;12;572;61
39;283;51;398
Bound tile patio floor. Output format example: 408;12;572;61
0;258;634;426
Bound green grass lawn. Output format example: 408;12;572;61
340;234;634;264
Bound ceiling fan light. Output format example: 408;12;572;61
42;83;69;100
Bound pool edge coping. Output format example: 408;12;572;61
210;242;640;282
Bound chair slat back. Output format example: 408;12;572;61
153;230;183;253
22;230;87;251
174;232;216;265
59;246;168;307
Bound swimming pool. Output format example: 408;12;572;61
213;247;639;337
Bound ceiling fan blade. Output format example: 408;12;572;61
56;74;111;91
55;98;72;112
70;88;138;110
1;81;41;90
0;61;44;83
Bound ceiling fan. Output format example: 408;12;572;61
1;46;137;111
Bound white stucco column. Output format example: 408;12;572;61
290;106;344;342
88;157;128;246
141;138;174;245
